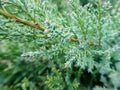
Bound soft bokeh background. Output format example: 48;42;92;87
0;0;120;90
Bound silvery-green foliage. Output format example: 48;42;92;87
93;86;114;90
0;0;120;90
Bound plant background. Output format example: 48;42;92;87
0;0;120;90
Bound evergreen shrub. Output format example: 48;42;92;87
0;0;120;90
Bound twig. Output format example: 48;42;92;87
0;9;45;31
0;9;80;43
69;37;79;43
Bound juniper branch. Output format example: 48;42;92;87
0;9;79;43
0;33;46;38
0;9;45;31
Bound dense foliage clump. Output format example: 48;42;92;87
0;0;120;90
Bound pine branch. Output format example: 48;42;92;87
0;9;45;31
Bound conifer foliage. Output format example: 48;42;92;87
0;0;120;90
